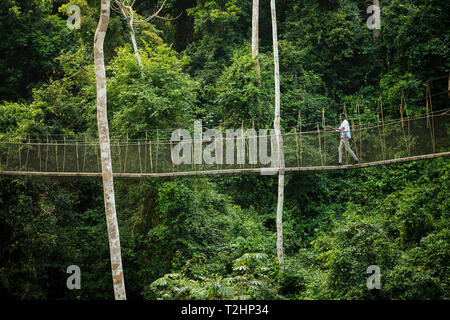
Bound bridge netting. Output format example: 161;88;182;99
0;110;448;175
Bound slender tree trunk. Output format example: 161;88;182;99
252;0;261;84
128;13;145;78
270;0;284;266
94;0;127;300
118;4;145;78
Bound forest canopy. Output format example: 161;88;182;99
0;0;448;300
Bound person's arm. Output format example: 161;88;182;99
326;125;343;132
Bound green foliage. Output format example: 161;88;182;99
212;45;274;126
0;101;45;138
144;252;280;300
121;178;273;287
381;185;437;249
384;229;449;299
0;0;76;101
278;158;449;300
108;44;198;134
0;0;448;301
315;219;396;299
0;48;96;138
382;0;450;79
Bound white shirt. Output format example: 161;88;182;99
337;119;351;139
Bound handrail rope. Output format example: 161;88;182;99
0;109;448;145
1;92;448;141
2;89;447;139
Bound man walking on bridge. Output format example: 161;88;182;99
327;114;359;165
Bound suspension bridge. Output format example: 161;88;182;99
0;109;448;178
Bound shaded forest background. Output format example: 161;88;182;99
0;0;448;299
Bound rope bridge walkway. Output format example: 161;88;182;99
0;110;449;178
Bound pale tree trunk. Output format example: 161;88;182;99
94;0;127;300
270;0;284;266
252;0;261;84
129;16;145;78
119;4;145;78
113;0;168;78
117;0;144;79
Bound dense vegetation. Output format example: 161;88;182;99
0;0;448;299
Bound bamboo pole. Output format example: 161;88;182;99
219;125;223;170
356;101;362;161
251;119;255;168
95;139;100;172
138;140;142;173
294;127;300;167
38;141;42;172
83;135;87;172
18;141;22;172
322;108;327;165
25;135;30;171
124;132;129;172
149;138;153;172
76;141;79;172
380;95;386;160
5;142;10;170
426;85;436;153
117;139;122;173
402;90;411;138
377;112;385;161
241;120;245;169
400;94;406;146
427;85;436;153
351;118;358;159
55;140;59;172
317;123;323;166
400;90;410;156
156;129;159;172
190;136;194;171
169;139;174;172
63;135;66;172
45;136;49;171
144;132;147;172
298;111;302;166
378;95;385;160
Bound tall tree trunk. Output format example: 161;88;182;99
129;17;145;78
126;8;145;78
252;0;261;84
270;0;284;266
94;0;127;300
117;3;145;78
